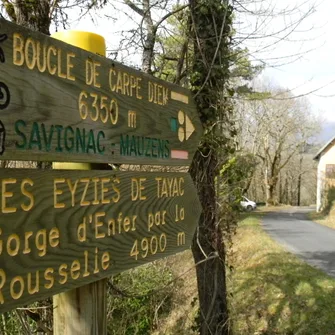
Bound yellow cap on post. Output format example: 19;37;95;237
52;30;106;56
51;30;106;170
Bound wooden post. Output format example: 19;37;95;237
53;280;107;335
52;31;108;335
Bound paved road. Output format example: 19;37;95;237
262;207;335;277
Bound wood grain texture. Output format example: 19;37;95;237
52;160;107;335
0;18;202;166
53;279;107;335
0;169;201;313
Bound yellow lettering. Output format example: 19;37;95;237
179;177;184;196
131;178;146;201
153;83;158;103
35;229;47;257
13;35;76;81
49;228;60;248
44;268;54;289
10;276;24;300
162;210;166;225
101;252;110;270
86;59;93;85
2;178;17;213
108;218;116;236
71;259;81;280
147;213;154;232
54;178;65;208
168;178;174;196
101;177;110;205
112;178;121;203
155;177;162;198
130;76;136;97
148;82;154;102
27;272;39;294
94;248;99;274
157;85;163;105
116;71;123;94
58;264;68;284
13;33;24;66
141;237;149;258
80;178;90;206
0;269;6;304
83;250;90;277
147;210;166;232
7;234;20;256
57;48;67;78
163;87;169;104
117;212;123;234
77;216;87;242
109;68;116;91
148;81;168;104
156;177;184;198
36;41;47;72
136;78;142;99
131;215;137;231
161;179;168;197
47;45;57;75
123;72;130;95
172;178;179;197
25;38;37;70
67;179;78;207
23;231;33;254
85;59;100;87
123;216;130;232
92;177;100;205
93;61;101;88
177;232;186;246
21;178;34;211
67;52;76;81
95;212;106;239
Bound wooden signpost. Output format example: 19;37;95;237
0;169;201;313
0;18;202;166
0;17;203;333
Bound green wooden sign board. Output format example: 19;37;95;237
0;169;201;313
0;18;202;166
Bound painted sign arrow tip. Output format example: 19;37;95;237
185;114;195;140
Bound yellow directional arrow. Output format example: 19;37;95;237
178;110;195;142
185;114;195;140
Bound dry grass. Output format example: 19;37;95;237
228;213;335;334
152;251;198;335
153;210;335;334
309;211;335;229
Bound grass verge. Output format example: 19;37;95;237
309;211;335;230
151;252;198;335
228;212;335;335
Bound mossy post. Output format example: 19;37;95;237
52;31;108;335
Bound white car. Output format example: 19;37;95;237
240;196;257;211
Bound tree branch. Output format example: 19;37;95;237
124;0;145;17
154;4;188;31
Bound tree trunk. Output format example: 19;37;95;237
190;149;229;334
297;174;302;206
189;0;232;334
141;0;155;74
10;0;51;35
265;176;278;205
297;155;303;206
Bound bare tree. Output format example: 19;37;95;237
238;87;320;205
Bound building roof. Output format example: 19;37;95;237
314;135;335;160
